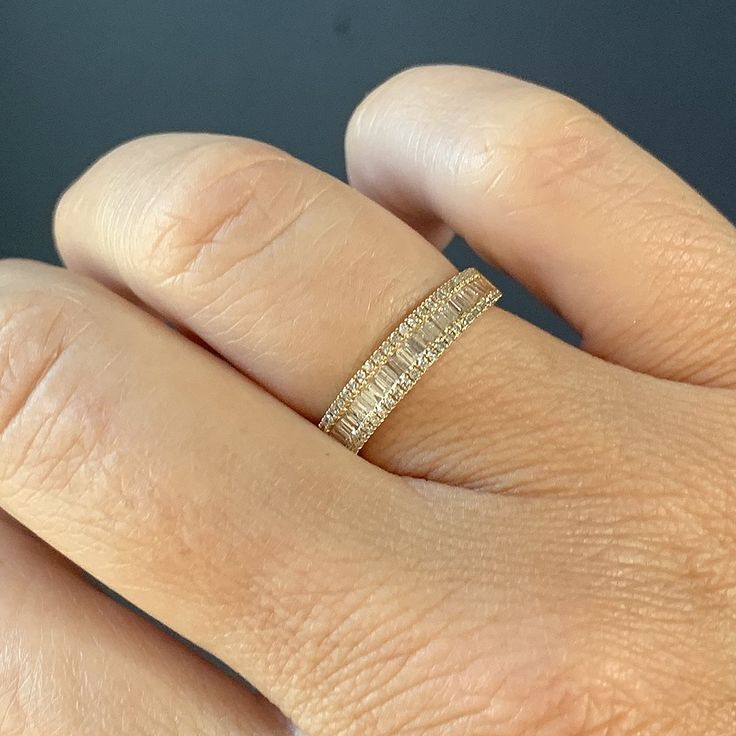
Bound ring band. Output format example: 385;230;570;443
319;268;502;453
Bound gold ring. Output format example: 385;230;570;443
319;268;502;452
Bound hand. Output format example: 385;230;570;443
1;66;734;735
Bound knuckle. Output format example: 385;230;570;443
485;91;618;201
265;552;605;736
441;78;620;211
0;266;74;428
0;262;103;489
131;137;324;289
583;496;736;724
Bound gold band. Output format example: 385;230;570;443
319;268;501;453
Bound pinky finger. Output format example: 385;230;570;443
0;511;289;736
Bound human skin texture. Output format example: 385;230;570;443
0;66;734;735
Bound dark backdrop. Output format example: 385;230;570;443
1;1;734;343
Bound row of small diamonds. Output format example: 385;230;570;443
331;277;501;452
319;269;479;431
346;285;500;451
319;269;481;433
323;272;494;444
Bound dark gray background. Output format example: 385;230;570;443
1;1;734;343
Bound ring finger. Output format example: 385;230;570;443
53;133;652;490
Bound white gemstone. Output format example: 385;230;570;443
342;410;360;433
332;423;352;445
385;357;403;376
399;343;417;364
355;383;381;413
354;391;376;415
433;310;453;330
457;289;478;310
389;346;413;372
406;335;425;354
468;280;486;297
363;381;383;405
374;365;396;391
449;294;464;311
445;300;462;318
420;320;441;344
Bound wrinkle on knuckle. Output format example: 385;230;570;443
192;485;402;679
303;601;449;734
647;393;736;576
571;610;729;735
334;639;596;736
576;489;733;615
0;288;80;439
0;302;65;437
463;91;620;208
291;575;594;736
0;282;112;514
519;100;615;190
557;491;736;721
233;551;459;731
137;140;331;293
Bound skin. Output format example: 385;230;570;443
0;65;734;734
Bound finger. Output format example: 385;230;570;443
0;511;288;735
1;265;731;735
55;133;645;488
345;65;736;387
0;259;480;733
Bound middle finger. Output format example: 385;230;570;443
0;259;441;731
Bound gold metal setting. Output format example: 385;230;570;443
319;268;501;453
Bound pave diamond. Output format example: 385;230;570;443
321;269;501;452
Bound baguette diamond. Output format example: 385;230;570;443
319;268;501;453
